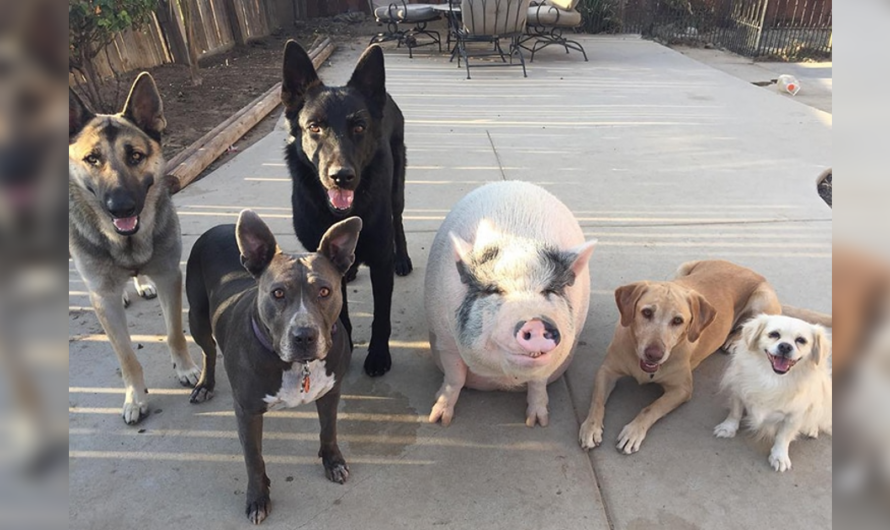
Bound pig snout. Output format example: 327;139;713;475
515;319;561;354
644;344;665;362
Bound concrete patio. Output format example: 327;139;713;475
69;35;832;529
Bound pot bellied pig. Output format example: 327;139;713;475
424;181;596;427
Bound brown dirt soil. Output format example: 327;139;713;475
90;15;381;178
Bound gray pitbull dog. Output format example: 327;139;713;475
186;209;361;525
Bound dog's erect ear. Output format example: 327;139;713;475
348;45;387;114
122;72;166;141
741;314;769;352
237;210;279;277
281;40;321;112
615;282;648;328
686;292;717;343
810;324;830;366
319;217;363;275
69;89;94;140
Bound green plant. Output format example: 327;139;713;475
579;0;622;34
69;0;159;111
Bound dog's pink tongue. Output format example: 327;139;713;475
113;216;138;232
770;355;792;373
327;189;354;210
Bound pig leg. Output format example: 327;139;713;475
526;379;550;427
616;375;693;455
429;353;467;427
579;361;623;449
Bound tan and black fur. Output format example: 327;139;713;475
68;73;200;424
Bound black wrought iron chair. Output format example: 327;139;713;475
368;1;443;58
524;0;587;61
455;0;531;79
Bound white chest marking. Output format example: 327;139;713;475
264;360;336;410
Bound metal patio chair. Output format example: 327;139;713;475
455;0;531;79
368;1;443;58
524;0;588;61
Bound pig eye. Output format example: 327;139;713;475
307;123;322;134
272;288;286;300
768;331;780;339
795;337;807;345
641;308;653;319
318;287;331;298
671;316;684;326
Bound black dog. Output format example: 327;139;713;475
186;209;361;524
281;41;412;377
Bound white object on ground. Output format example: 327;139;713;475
776;74;801;96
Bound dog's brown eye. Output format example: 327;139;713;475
641;308;653;319
672;316;683;326
353;124;365;134
84;154;101;166
307;123;321;134
129;151;144;166
795;337;807;345
768;331;780;339
272;288;286;300
319;287;331;298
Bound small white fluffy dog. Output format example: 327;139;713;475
714;314;832;472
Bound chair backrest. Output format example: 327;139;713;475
546;0;580;9
461;0;531;37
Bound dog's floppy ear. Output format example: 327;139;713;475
237;210;279;277
281;40;321;112
810;324;830;366
615;282;648;328
740;314;770;352
687;292;717;343
69;89;94;140
348;45;387;114
122;72;166;141
319;217;363;275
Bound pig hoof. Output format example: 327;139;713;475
325;462;350;484
616;422;647;455
189;384;214;404
394;255;413;276
363;349;392;377
429;400;455;426
525;407;549;428
246;496;271;525
579;421;603;450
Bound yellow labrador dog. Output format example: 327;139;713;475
579;260;784;454
714;314;832;472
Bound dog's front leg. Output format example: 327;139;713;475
769;418;799;472
315;390;349;484
580;362;623;449
235;405;271;524
90;290;148;424
364;257;394;377
151;268;200;387
616;378;692;455
714;394;745;438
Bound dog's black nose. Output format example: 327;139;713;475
105;190;137;218
777;342;793;355
292;327;318;347
329;167;356;186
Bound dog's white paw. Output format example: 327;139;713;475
579;420;603;450
714;420;739;438
769;449;792;472
122;400;148;425
525;404;549;428
134;279;157;299
617;421;648;454
428;395;456;426
174;361;201;387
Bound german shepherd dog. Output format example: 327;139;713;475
282;42;412;377
69;73;200;424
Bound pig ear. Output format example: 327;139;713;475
473;219;499;251
450;232;476;285
740;314;769;352
319;217;363;275
567;240;597;279
237;210;279;277
686;291;717;343
809;324;830;366
614;282;648;328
